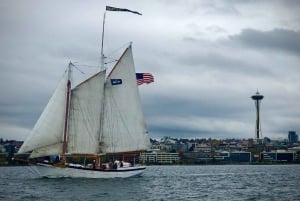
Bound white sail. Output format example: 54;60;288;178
18;45;150;158
18;73;68;158
30;143;63;158
67;71;106;154
101;45;150;153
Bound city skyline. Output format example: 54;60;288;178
0;1;299;141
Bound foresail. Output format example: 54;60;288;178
29;143;63;158
18;73;68;157
67;70;106;154
101;45;150;153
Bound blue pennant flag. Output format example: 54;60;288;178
111;79;122;85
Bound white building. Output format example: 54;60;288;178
140;152;180;164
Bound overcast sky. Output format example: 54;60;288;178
1;0;299;141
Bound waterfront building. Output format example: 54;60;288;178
194;143;211;153
171;142;189;153
0;144;8;165
214;151;251;163
0;153;8;165
288;131;298;144
140;151;180;164
260;150;296;162
226;152;252;163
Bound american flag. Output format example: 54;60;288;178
136;73;154;85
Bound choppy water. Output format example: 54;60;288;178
1;165;300;201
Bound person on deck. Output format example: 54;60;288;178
109;160;113;169
113;161;118;169
92;160;96;169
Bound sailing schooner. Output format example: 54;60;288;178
16;6;152;178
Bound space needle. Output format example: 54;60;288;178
251;91;264;141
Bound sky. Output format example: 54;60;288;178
0;0;299;141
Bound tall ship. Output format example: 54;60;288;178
16;6;153;178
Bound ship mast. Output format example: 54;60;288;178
100;6;142;70
61;62;72;163
100;11;106;71
97;9;107;156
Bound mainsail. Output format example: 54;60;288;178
101;44;150;153
18;73;68;158
67;70;106;154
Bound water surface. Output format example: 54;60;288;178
1;165;299;201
